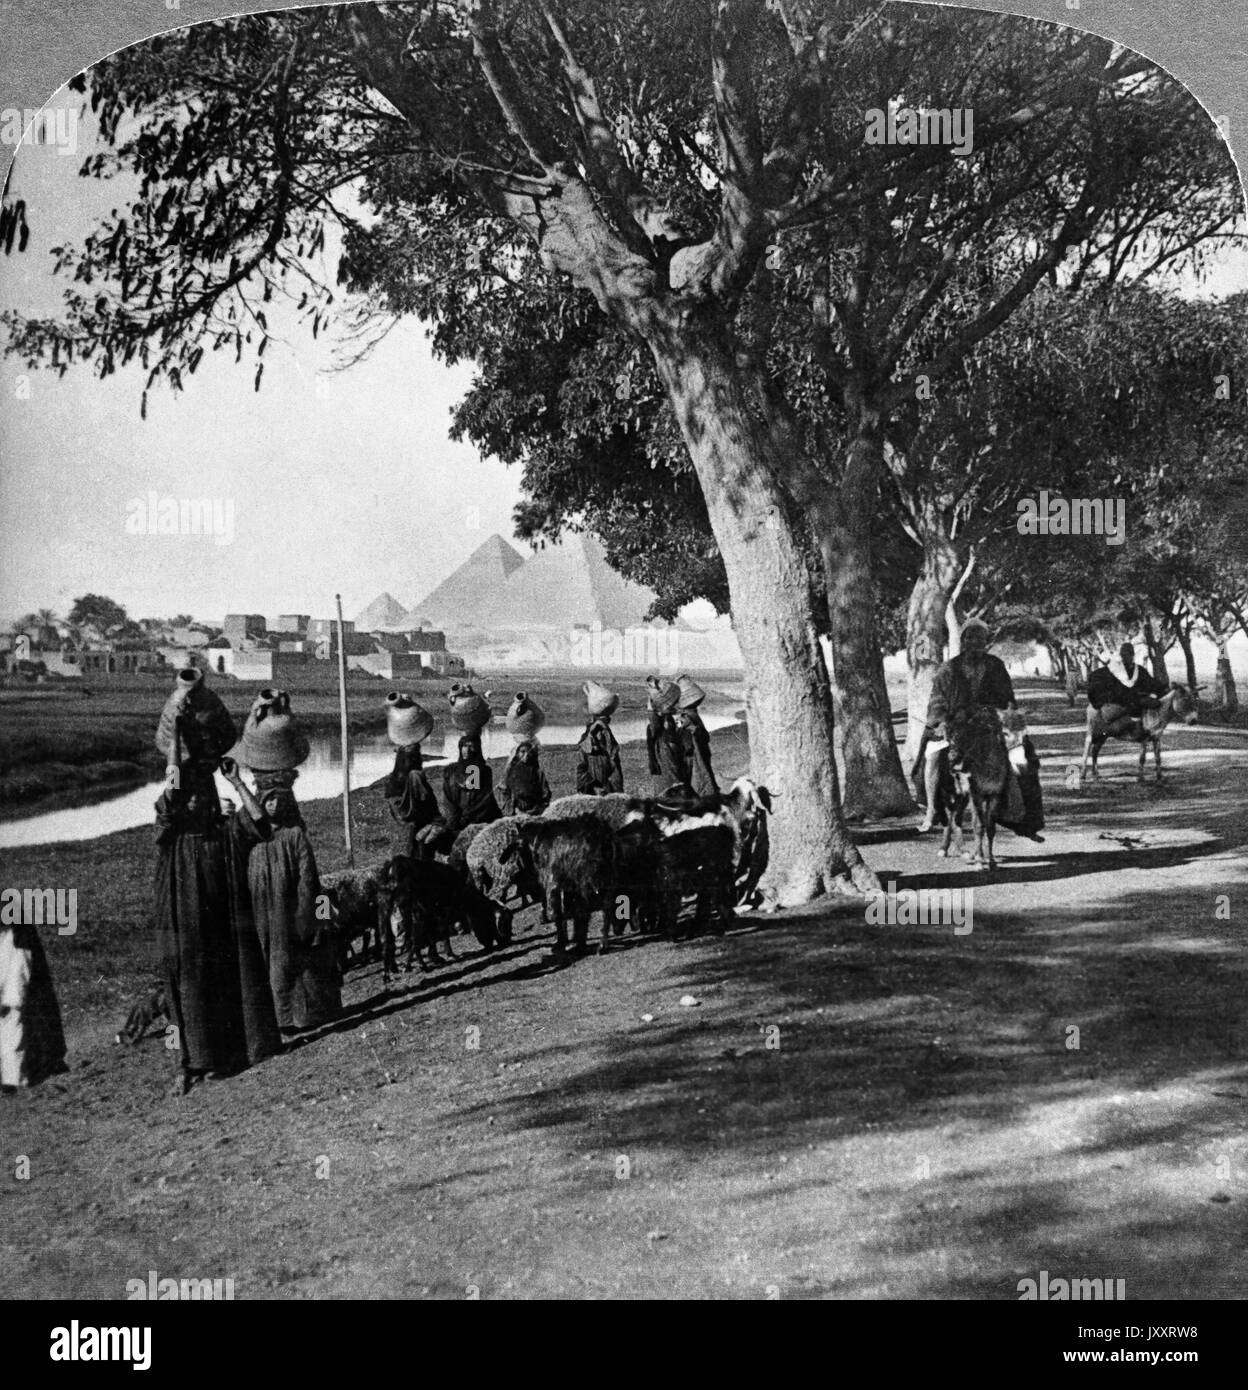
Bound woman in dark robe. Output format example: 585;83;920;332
646;678;691;794
498;738;552;815
677;706;719;797
154;756;251;1095
437;733;503;840
575;716;624;795
245;769;341;1036
219;760;283;1067
384;743;441;859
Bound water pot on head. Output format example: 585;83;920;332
646;675;679;714
505;691;546;741
675;674;706;710
238;688;311;771
156;668;235;762
448;683;493;733
386;692;435;748
583;680;619;718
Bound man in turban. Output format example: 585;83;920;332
915;619;1019;833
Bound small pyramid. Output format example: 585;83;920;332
405;534;525;628
356;592;410;631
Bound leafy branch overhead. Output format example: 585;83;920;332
4;2;1238;410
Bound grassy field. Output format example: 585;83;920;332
0;684;390;812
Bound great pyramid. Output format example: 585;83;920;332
475;534;657;631
355;591;410;631
406;530;741;667
405;533;525;629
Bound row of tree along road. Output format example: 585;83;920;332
3;0;1244;901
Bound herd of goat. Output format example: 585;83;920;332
320;779;774;982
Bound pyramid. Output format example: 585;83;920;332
474;534;657;632
355;592;411;631
405;534;525;629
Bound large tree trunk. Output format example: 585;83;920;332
903;525;962;768
818;427;913;820
1141;615;1170;685
644;316;878;900
1054;643;1081;706
1175;623;1199;691
1213;634;1238;712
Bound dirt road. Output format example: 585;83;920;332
3;689;1246;1299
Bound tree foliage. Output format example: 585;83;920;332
68;593;129;633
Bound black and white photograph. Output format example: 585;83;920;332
1;0;1246;1326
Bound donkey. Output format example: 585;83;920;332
1080;683;1201;783
939;707;1010;870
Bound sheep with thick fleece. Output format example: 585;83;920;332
447;822;488;879
544;793;639;833
453;816;543;942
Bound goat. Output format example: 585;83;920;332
318;862;390;977
549;778;773;904
516;815;617;955
939;707;1009;870
1081;683;1201;783
378;855;458;975
319;857;447;983
609;815;662;939
403;857;502;959
629;777;773;907
654;823;737;938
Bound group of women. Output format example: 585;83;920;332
384;673;719;859
153;679;340;1095
156;671;719;1095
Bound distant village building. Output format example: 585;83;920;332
1;629;166;679
222;614;267;647
172;624;214;650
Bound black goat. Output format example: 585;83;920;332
654;823;737;937
516;815;617;954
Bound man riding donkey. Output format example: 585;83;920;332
1087;642;1169;741
913;618;1045;842
1081;641;1200;782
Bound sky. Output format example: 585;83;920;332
1;77;1247;632
0;94;525;628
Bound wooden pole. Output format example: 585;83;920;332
335;593;354;866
